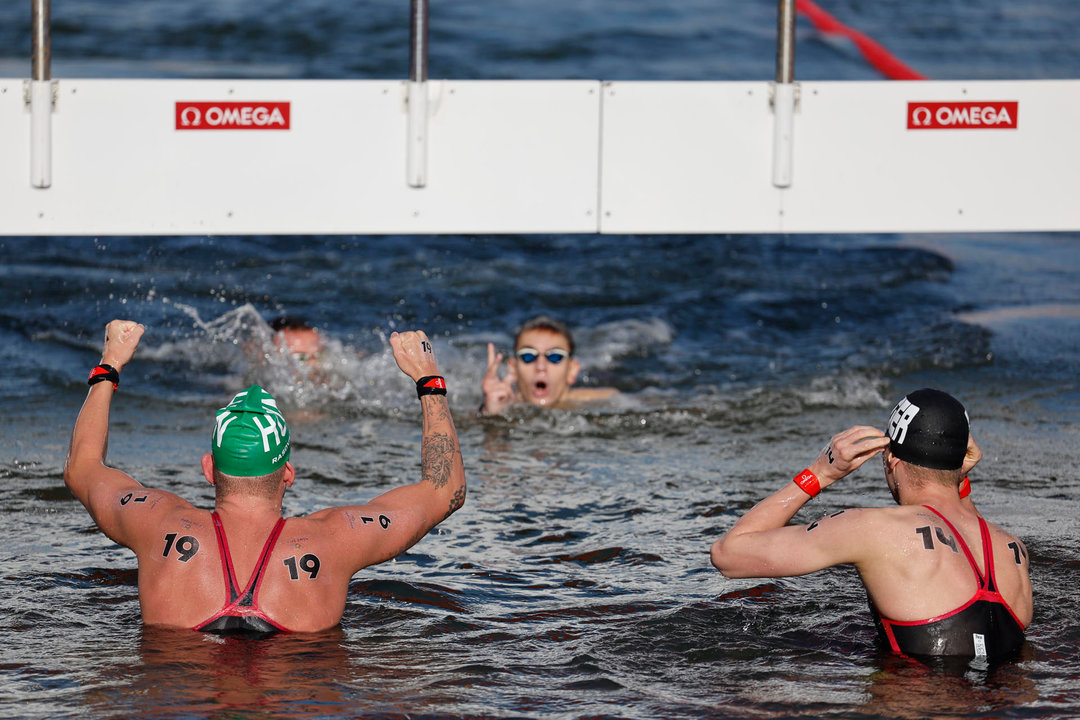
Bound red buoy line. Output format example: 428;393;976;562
795;0;926;80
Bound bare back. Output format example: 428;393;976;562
132;504;353;632
852;503;1032;626
117;482;449;632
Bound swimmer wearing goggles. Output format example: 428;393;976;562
480;315;617;415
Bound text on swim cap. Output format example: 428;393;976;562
214;394;288;450
214;414;237;447
251;413;284;451
888;397;920;444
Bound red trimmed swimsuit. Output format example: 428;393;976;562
872;505;1026;659
195;512;291;634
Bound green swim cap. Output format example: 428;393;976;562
211;385;291;477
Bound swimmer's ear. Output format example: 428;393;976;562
567;358;581;386
882;450;901;475
201;453;215;485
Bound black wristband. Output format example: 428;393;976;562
416;375;447;398
88;363;120;390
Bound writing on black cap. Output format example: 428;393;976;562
887;388;969;471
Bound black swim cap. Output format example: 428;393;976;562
886;389;969;470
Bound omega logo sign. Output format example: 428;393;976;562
175;102;291;130
907;101;1018;130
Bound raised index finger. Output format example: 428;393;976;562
484;343;504;378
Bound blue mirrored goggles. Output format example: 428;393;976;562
515;347;570;364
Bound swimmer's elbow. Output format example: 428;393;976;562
62;454;92;497
444;482;466;518
710;538;733;576
710;536;754;579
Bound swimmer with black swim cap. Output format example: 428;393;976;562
888;388;969;468
711;388;1032;660
884;388;970;503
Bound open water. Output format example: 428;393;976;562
2;1;1080;719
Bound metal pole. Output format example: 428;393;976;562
407;0;430;187
409;0;428;83
772;0;796;188
775;0;795;84
32;0;51;81
30;0;53;188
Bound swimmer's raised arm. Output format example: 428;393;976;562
65;320;191;546
710;425;889;578
315;330;466;572
65;320;145;508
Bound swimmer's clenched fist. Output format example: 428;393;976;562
101;320;145;371
389;330;439;382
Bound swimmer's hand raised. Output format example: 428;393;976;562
961;433;981;476
480;342;516;415
101;319;145;371
809;425;890;489
389;330;439;382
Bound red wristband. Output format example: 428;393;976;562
88;363;119;390
793;468;820;498
959;476;971;499
416;375;447;398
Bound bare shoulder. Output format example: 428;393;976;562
301;504;389;530
292;497;436;575
121;497;213;559
566;387;618;402
803;506;916;547
297;502;410;543
982;517;1024;543
982;517;1030;563
97;485;202;547
120;488;200;523
804;506;891;529
882;504;967;538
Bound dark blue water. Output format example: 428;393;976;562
3;0;1080;80
2;2;1080;719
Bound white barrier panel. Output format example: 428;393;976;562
600;81;781;234
0;79;602;235
2;77;1079;235
601;79;1080;233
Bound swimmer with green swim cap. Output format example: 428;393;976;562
211;385;291;477
66;319;466;635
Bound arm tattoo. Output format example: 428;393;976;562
422;432;457;489
444;487;465;519
422;396;454;425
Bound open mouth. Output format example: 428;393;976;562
532;380;549;397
